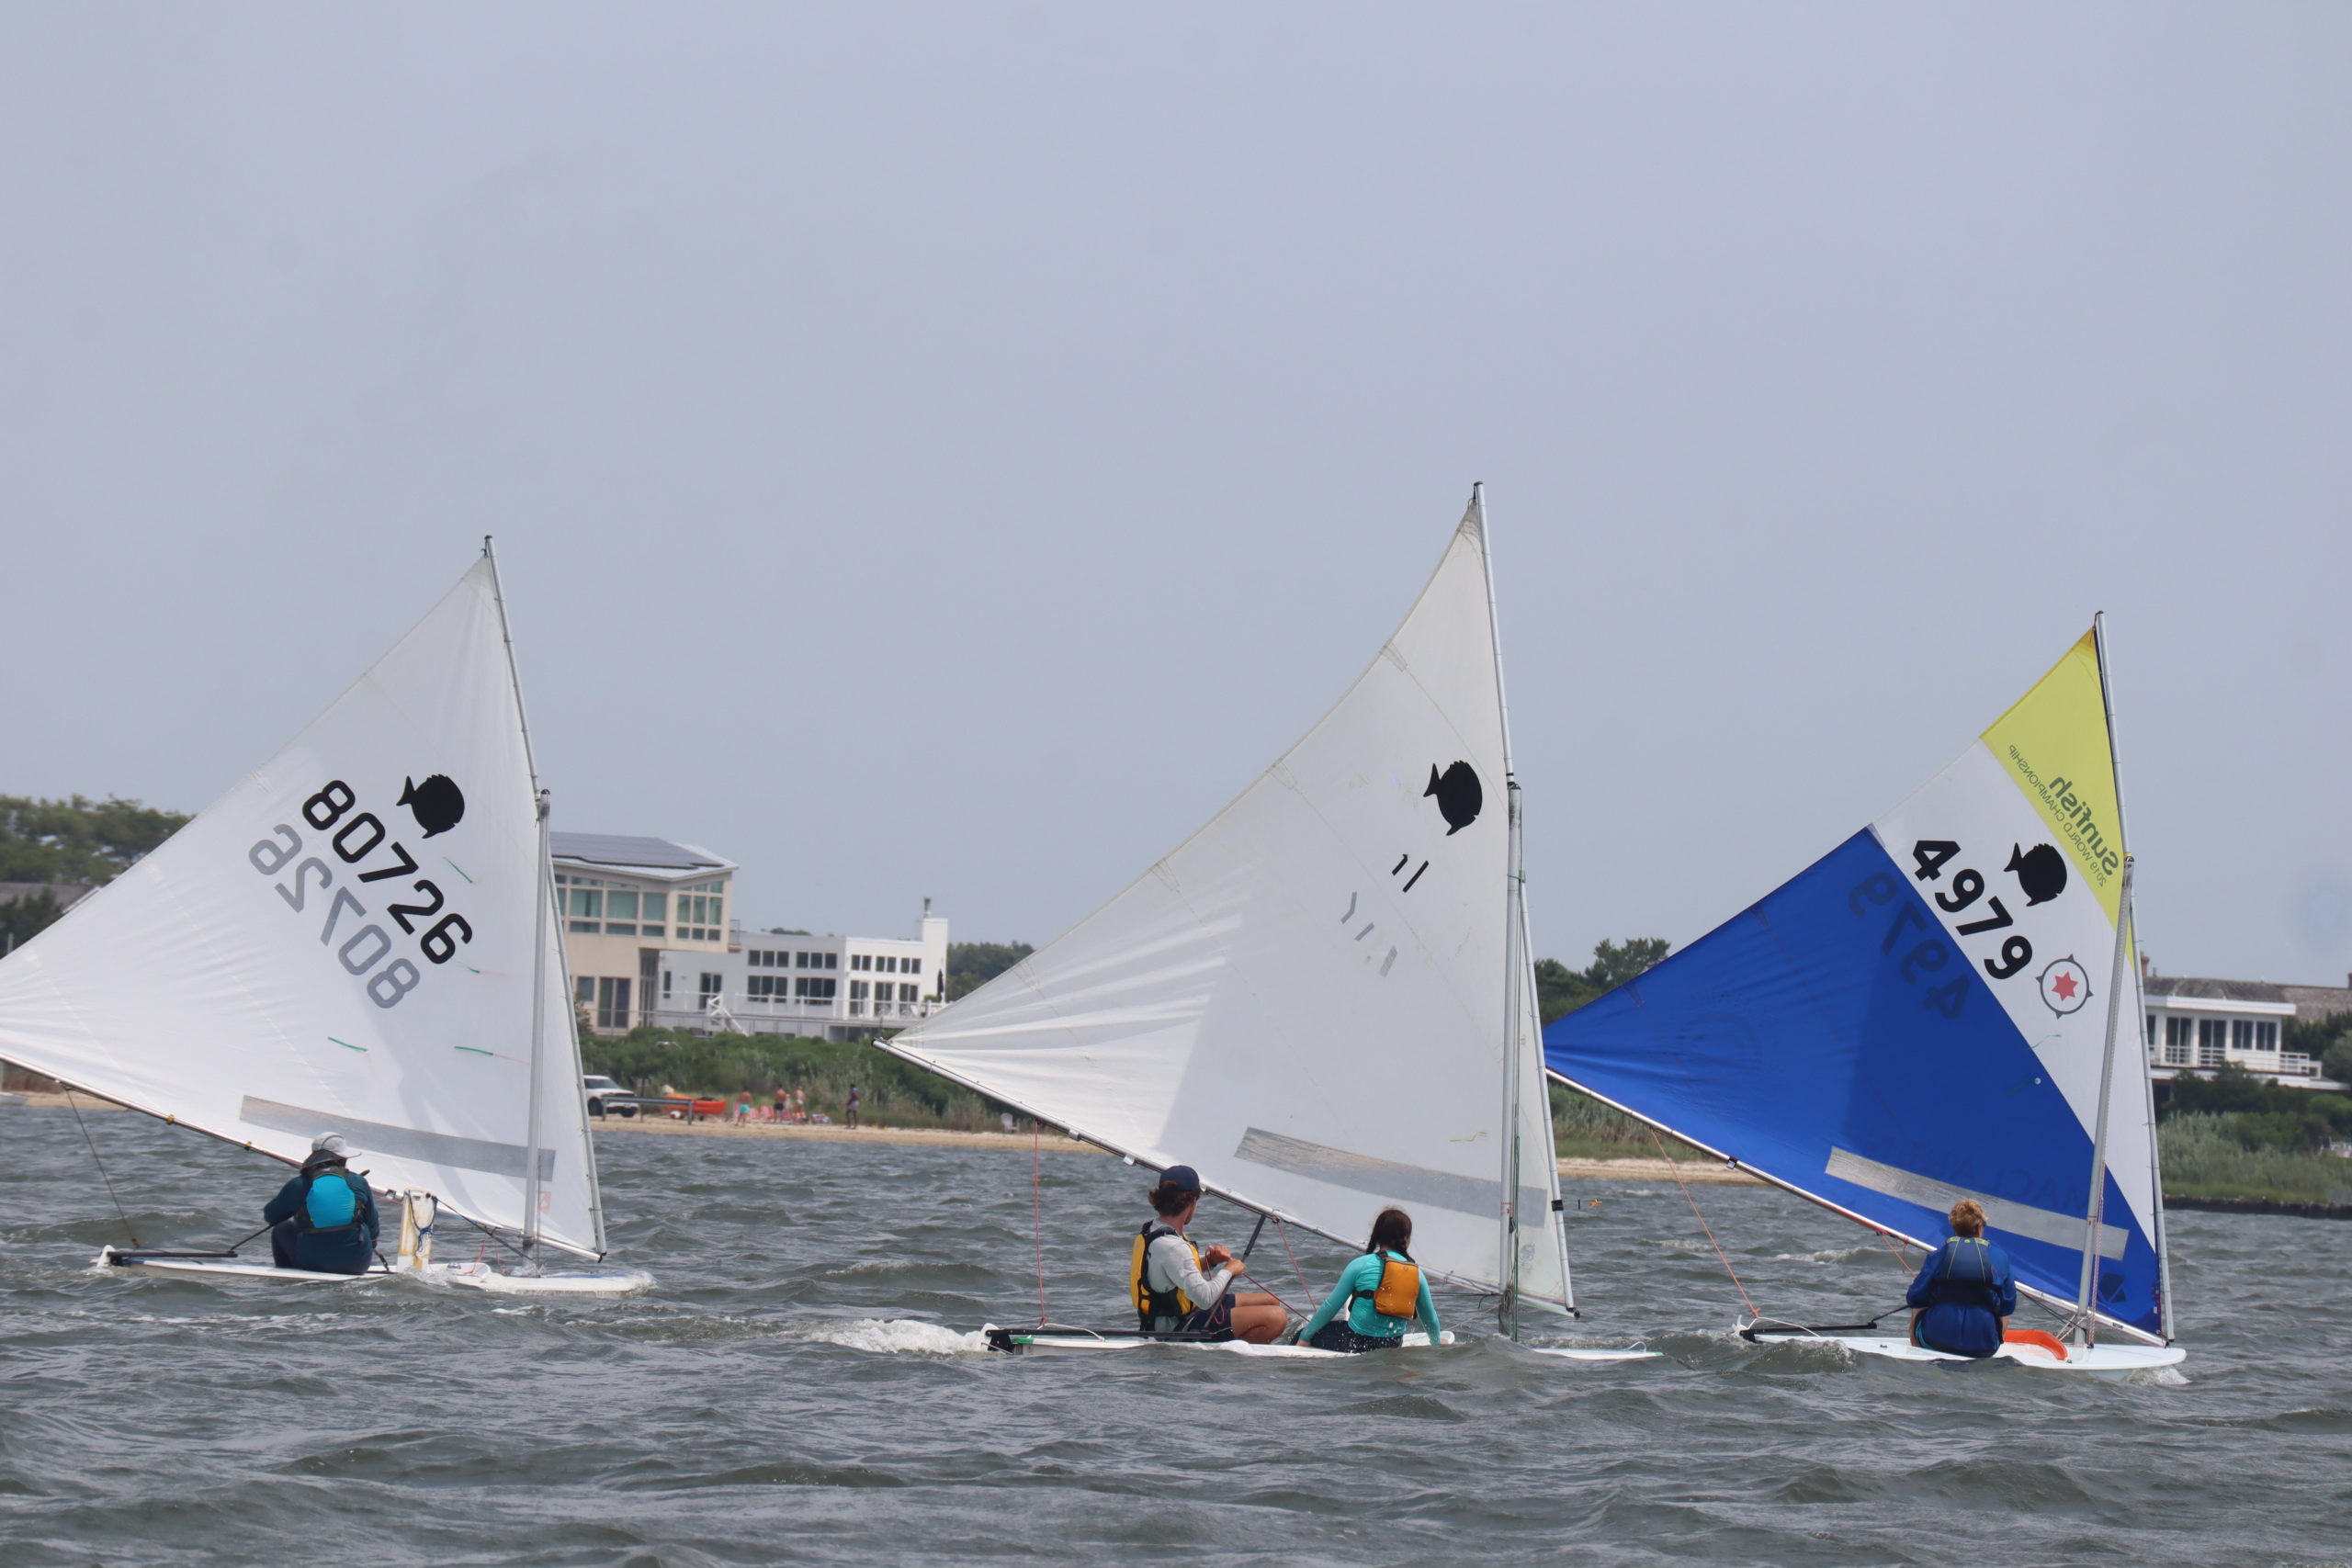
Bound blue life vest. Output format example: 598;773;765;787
1929;1237;1999;1308
305;1170;360;1231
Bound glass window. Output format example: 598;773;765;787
899;983;918;1003
639;926;663;939
575;977;594;1007
605;923;637;937
850;980;870;1000
795;976;838;1000
700;973;723;1004
642;892;666;921
823;953;838;970
596;976;632;1031
905;958;921;977
606;891;639;920
568;920;599;934
569;889;602;919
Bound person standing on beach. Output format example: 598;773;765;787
773;1085;789;1123
1905;1198;2017;1358
844;1084;860;1129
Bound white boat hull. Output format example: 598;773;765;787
413;1258;652;1295
99;1247;388;1283
985;1324;1459;1356
96;1247;650;1295
1743;1324;2184;1380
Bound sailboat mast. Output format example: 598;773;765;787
1472;484;1526;1339
2072;612;2135;1344
484;537;550;1265
2075;857;2131;1343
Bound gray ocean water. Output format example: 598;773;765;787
2;1109;2346;1568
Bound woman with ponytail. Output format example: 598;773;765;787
1290;1208;1442;1352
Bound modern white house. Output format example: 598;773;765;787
2143;966;2349;1090
552;831;947;1043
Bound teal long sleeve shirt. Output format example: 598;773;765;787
1295;1250;1442;1344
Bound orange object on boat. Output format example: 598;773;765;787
2002;1327;2069;1360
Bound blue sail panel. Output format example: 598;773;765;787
1544;829;2163;1337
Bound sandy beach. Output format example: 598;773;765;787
589;1111;1763;1182
3;1094;1761;1183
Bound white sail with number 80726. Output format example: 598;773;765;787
0;546;642;1290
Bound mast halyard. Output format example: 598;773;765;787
523;789;551;1267
484;536;553;1269
1471;482;1532;1340
2073;611;2139;1346
1500;772;1527;1340
2074;857;2132;1344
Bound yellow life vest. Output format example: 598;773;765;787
1351;1250;1421;1322
1130;1220;1200;1329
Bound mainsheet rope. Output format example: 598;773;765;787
1032;1120;1047;1327
65;1088;140;1249
1274;1218;1314;1304
1646;1125;1757;1318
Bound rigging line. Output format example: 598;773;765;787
1646;1125;1756;1318
1032;1118;1047;1328
1274;1219;1314;1304
440;1210;532;1265
64;1088;141;1249
1872;1227;1915;1273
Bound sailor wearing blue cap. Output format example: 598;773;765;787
1128;1165;1287;1343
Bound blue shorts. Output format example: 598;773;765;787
1173;1291;1238;1340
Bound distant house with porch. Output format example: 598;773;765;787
2143;965;2349;1089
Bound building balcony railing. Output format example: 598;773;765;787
2149;1045;2321;1079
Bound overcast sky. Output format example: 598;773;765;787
4;6;2346;984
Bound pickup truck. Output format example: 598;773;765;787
582;1076;648;1119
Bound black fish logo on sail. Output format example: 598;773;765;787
1424;761;1482;835
2007;842;2068;907
399;774;466;838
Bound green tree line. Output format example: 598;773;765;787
1;795;189;886
2;795;193;960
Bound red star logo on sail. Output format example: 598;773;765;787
2052;971;2079;1002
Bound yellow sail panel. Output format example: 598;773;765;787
1980;628;2125;922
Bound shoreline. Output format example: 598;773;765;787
33;1100;2343;1205
592;1114;1768;1181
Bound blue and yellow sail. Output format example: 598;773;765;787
1544;626;2169;1341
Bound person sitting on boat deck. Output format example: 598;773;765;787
263;1134;380;1276
1289;1207;1442;1353
1132;1165;1287;1344
1905;1198;2017;1359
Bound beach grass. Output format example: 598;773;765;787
2158;1112;2352;1203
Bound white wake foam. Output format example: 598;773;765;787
796;1317;990;1356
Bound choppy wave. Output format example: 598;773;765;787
0;1110;2345;1566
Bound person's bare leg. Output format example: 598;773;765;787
1229;1293;1287;1344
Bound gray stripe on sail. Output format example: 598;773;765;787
1825;1147;2127;1259
241;1097;554;1182
1234;1127;1544;1224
